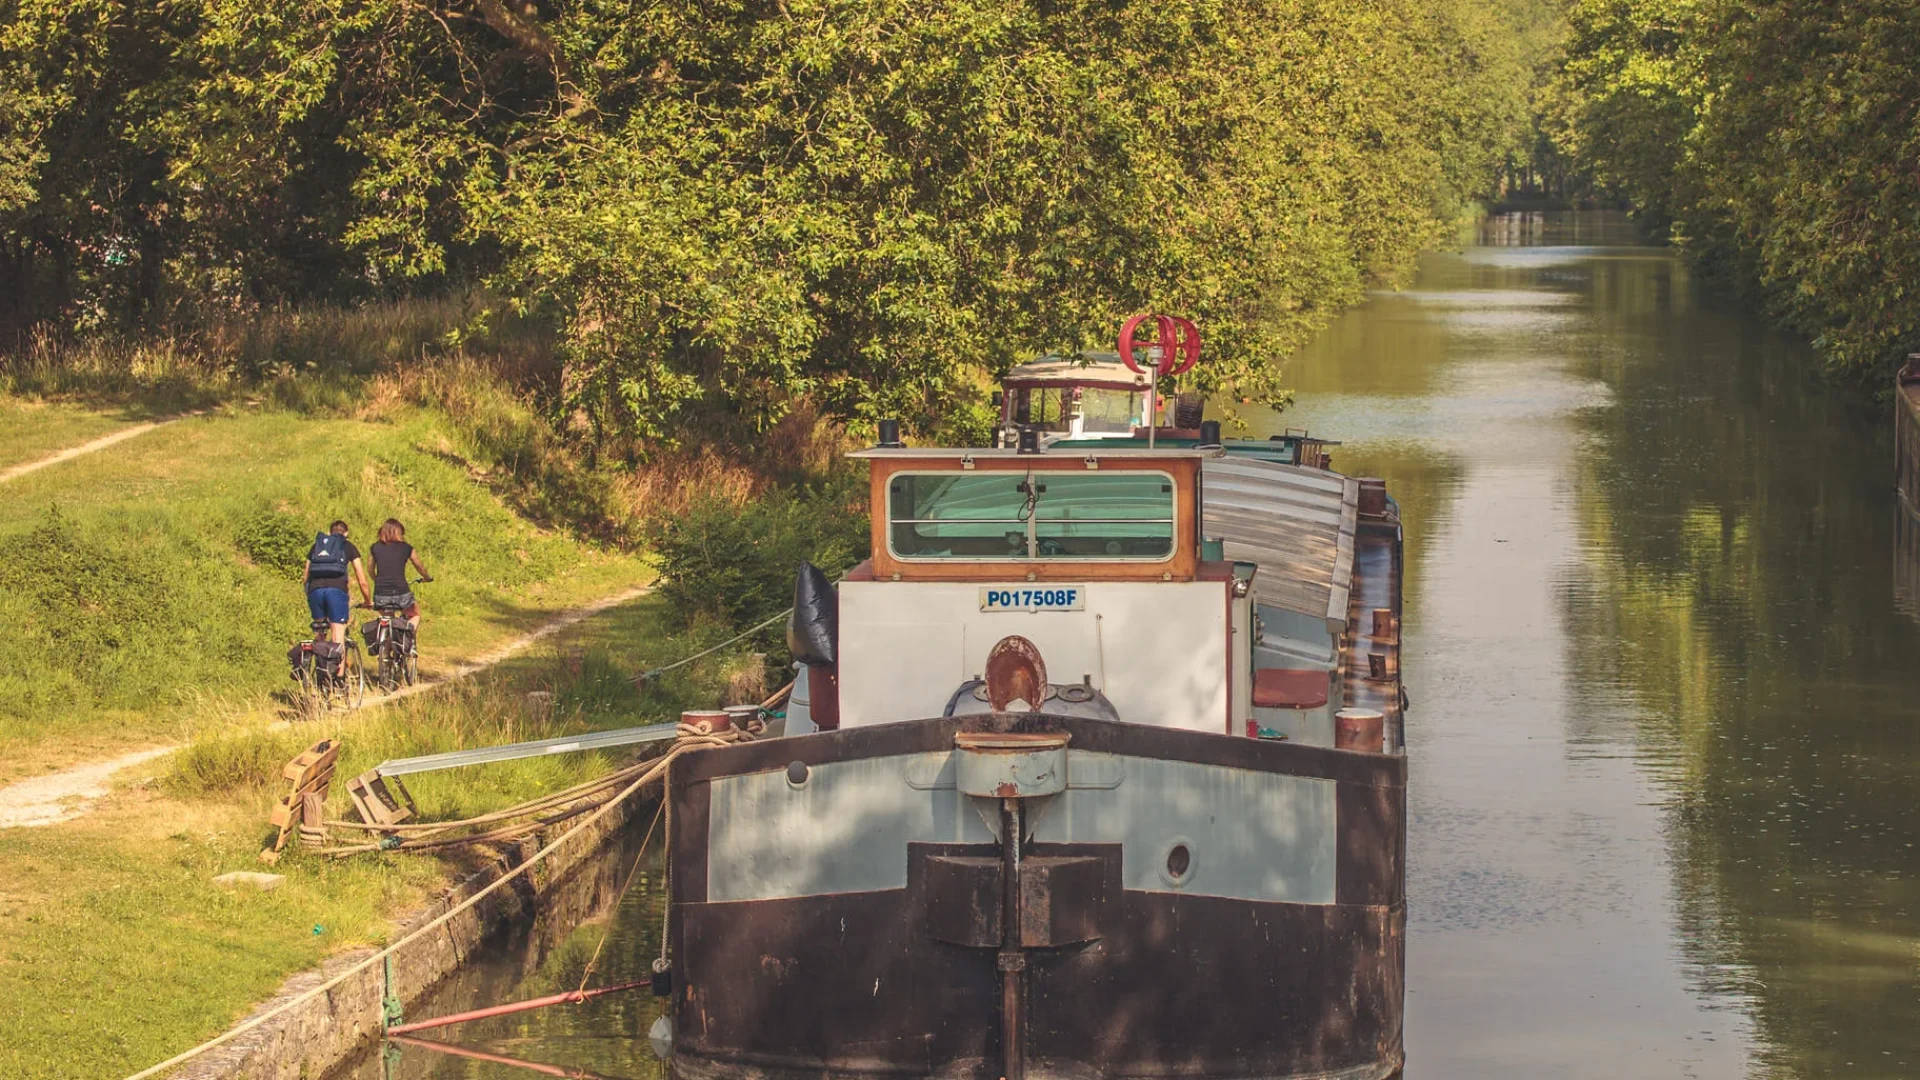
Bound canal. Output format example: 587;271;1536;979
360;211;1920;1080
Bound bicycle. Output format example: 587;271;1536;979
360;577;428;694
289;618;367;717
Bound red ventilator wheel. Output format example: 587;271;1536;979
1117;313;1202;376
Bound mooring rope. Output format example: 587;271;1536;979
312;760;656;855
571;799;665;996
633;606;793;682
121;720;752;1080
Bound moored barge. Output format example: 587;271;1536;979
657;328;1408;1080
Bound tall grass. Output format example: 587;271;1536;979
0;295;552;411
168;675;625;821
165;621;743;820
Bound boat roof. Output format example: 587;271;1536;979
1003;352;1149;391
1202;457;1358;630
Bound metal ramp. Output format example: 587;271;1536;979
370;721;682;779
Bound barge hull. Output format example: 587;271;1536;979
667;714;1406;1080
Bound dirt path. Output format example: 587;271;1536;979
380;583;654;703
0;412;198;485
0;747;177;828
0;584;653;829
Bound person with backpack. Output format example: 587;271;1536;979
303;519;372;662
368;518;432;649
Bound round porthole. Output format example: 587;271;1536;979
1160;839;1196;887
786;760;810;788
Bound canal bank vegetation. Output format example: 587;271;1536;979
1540;0;1920;379
4;0;1547;428
0;593;757;1080
0;1;1562;1075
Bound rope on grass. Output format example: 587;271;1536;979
633;606;793;683
121;720;754;1080
314;760;655;854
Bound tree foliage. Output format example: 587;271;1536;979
1546;0;1920;377
3;0;1537;437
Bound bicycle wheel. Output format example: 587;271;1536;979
340;642;367;709
403;648;418;687
373;639;395;693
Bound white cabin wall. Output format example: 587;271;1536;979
838;580;1229;731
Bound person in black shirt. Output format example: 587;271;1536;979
303;519;372;655
370;518;432;646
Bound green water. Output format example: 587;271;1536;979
361;212;1920;1080
1252;211;1920;1078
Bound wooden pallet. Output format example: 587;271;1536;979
261;739;338;863
346;769;416;830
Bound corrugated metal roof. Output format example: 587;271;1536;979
1202;457;1357;629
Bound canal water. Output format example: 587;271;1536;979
358;211;1920;1080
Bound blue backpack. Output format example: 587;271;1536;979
308;532;348;576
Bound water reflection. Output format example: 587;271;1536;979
346;212;1920;1080
338;830;670;1080
1275;212;1920;1078
1899;506;1920;625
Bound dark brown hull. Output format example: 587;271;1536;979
665;714;1406;1080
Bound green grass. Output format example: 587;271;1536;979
0;299;828;1078
0;810;451;1080
0;591;772;1080
0;399;151;472
0;404;647;783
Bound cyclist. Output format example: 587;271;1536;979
369;518;432;649
303;519;372;668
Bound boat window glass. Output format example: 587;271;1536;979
887;470;1176;561
889;473;1032;560
1075;389;1143;434
1030;472;1175;558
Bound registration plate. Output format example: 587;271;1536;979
979;586;1087;612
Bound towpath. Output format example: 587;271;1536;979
0;583;653;829
0;411;200;485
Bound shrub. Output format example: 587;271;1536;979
0;507;197;718
234;508;313;579
646;477;869;629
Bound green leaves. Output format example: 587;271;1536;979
1550;0;1920;377
3;0;1535;431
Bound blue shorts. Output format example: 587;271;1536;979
307;587;350;625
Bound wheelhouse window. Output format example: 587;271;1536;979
887;470;1176;561
1009;387;1144;436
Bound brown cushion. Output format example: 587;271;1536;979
1252;669;1328;710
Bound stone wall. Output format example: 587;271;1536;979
171;792;653;1080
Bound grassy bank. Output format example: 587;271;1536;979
0;590;771;1080
0;296;865;1079
0;399;154;473
0;402;647;782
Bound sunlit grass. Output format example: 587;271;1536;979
0;404;647;782
0;592;778;1080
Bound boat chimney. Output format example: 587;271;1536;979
877;418;905;448
1198;420;1222;448
1016;426;1041;454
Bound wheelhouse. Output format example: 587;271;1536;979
996;354;1151;442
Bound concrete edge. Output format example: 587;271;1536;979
169;791;652;1080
